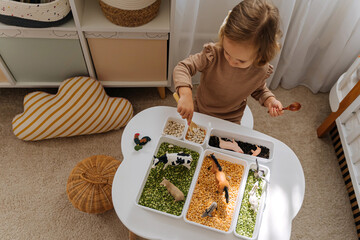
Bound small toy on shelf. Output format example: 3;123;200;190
201;201;217;217
209;153;230;203
134;133;151;151
153;152;192;170
160;178;185;202
219;138;244;153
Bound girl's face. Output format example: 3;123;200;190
223;36;256;68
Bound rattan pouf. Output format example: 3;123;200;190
66;155;121;214
99;0;161;27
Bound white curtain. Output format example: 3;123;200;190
170;0;360;93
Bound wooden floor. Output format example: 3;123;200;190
330;126;360;239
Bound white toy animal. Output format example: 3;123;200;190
249;181;260;212
160;178;185;202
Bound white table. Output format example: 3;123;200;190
112;106;305;240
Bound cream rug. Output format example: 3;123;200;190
0;85;357;240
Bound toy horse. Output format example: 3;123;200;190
209;153;230;203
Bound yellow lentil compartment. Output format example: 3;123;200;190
186;154;245;232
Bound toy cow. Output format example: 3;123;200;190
153;152;192;170
160;178;185;202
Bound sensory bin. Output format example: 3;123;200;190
209;136;270;159
185;124;207;145
137;138;201;217
185;150;247;233
207;128;274;163
234;164;269;239
136;117;272;235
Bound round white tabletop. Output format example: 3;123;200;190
112;106;305;240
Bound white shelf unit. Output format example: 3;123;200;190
0;0;174;89
336;95;360;202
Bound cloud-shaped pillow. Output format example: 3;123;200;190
12;76;133;141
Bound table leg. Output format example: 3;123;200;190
129;231;148;240
157;87;166;99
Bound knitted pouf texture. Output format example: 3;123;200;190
66;155;121;214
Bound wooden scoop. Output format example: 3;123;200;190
173;92;198;131
282;102;301;111
268;102;302;113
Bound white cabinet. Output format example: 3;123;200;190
0;0;174;92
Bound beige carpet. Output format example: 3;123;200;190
0;85;357;240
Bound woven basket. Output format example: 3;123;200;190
66;155;121;214
0;0;71;28
99;0;161;27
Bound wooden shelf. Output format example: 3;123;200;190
0;0;173;92
0;18;76;31
81;0;170;33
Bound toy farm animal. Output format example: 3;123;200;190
201;201;217;217
209;153;230;203
219;138;244;153
153;152;192;170
251;145;261;156
133;133;151;151
160;178;184;202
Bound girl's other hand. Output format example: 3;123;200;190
177;87;194;125
265;97;283;117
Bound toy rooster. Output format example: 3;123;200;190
134;133;151;151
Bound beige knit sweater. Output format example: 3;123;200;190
173;43;275;123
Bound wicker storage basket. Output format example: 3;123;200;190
99;0;161;27
0;0;71;28
66;155;121;214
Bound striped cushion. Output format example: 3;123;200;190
12;76;133;141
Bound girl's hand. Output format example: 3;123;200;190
265;97;283;117
177;87;194;125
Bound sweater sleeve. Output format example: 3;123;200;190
173;43;215;90
251;64;275;105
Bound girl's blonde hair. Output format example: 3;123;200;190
218;0;282;67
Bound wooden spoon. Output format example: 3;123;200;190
268;102;301;113
282;102;301;111
173;92;198;131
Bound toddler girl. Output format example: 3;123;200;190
173;0;283;124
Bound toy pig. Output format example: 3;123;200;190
219;138;244;153
251;145;261;156
160;178;185;202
